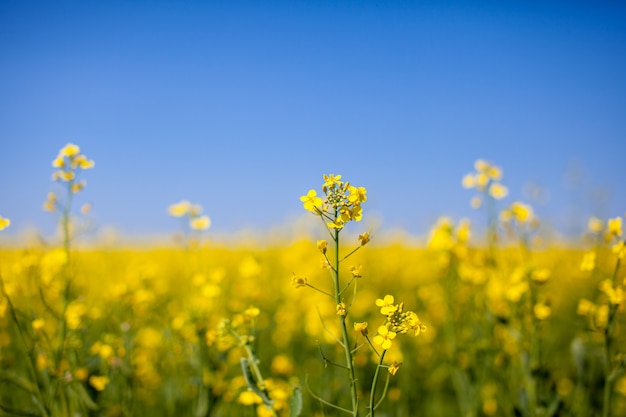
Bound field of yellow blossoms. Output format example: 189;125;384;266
0;144;624;417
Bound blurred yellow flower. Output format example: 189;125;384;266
608;217;623;237
588;217;604;233
471;196;482;209
358;232;371;246
488;183;508;200
59;143;80;158
317;239;327;254
0;215;10;230
580;251;596;271
168;200;191;217
89;375;110;391
32;318;45;332
531;268;550;284
190;215;211;231
534;303;551;320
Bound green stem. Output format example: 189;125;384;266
369;350;387;417
602;255;622;417
332;228;359;416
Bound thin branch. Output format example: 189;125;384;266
305;375;353;415
317;342;349;370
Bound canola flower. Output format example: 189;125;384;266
0;215;10;230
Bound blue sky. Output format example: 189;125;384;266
1;0;625;240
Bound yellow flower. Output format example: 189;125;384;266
354;322;368;336
244;306;261;318
373;326;396;350
168;200;191;217
588;217;604;233
300;189;322;213
462;173;476;189
190;215;211;231
348;186;367;204
317;240;328;254
336;302;347;316
613;241;626;259
375;295;397;316
349;264;362;278
89;375;110;391
327;218;344;230
534;303;551;320
577;298;595;316
291;273;307;288
511;202;533;223
322;174;343;191
32;318;45;332
580;251;596;271
358;232;371;246
71;180;86;194
471;196;482;209
0;215;10;231
43;192;58;212
59;143;80;158
388;361;401;376
531;268;550;284
488;183;508;200
608;217;623;237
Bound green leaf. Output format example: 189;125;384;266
289;386;303;417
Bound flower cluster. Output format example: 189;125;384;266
51;143;95;191
168;200;211;231
300;174;367;230
372;295;426;350
462;159;508;208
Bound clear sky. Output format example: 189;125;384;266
1;0;625;241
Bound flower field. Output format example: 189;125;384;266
0;145;624;417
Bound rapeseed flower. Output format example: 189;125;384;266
373;326;396;350
300;190;323;213
0;215;9;230
375;295;398;316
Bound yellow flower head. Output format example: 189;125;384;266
336;302;347;316
0;215;10;231
349;264;362;278
462;173;476;189
588;217;604;234
388;361;401;376
608;217;623;237
322;173;343;191
373;325;396;350
89;375;110;392
354;322;368;336
60;143;80;158
348;185;367;205
190;215;211;231
489;183;508;200
291;273;307;288
358;232;371;246
530;268;551;284
300;189;323;213
534;303;552;320
375;295;397;316
32;318;45;332
317;239;328;254
168;200;191;217
580;251;596;271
